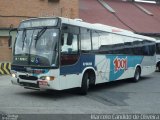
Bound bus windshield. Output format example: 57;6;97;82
13;28;59;67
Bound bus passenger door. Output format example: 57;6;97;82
59;25;81;89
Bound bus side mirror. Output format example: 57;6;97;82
61;34;64;46
67;33;73;45
8;28;18;48
8;36;12;48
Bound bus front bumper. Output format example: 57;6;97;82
11;77;51;90
11;77;19;85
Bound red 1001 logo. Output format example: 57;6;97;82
113;57;128;72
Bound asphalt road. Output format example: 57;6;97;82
0;72;160;119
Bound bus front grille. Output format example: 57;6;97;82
19;75;38;81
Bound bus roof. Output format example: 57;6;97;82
156;40;160;43
21;17;156;42
60;17;156;42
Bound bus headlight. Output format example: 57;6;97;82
11;70;17;78
12;73;16;78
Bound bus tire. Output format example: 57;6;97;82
157;63;160;72
133;67;141;82
89;72;96;88
80;72;89;95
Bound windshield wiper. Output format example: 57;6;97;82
22;29;26;50
34;27;47;48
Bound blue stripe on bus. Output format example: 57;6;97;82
60;54;143;81
107;55;143;81
60;54;95;75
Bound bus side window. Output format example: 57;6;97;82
61;33;78;54
123;36;134;55
92;30;100;51
156;43;160;54
61;24;80;66
80;28;91;52
133;40;143;55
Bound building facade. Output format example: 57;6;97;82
80;0;160;39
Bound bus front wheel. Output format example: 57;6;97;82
80;72;89;95
133;67;141;82
157;63;160;72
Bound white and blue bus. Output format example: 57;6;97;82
11;17;156;94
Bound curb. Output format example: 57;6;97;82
0;63;11;75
